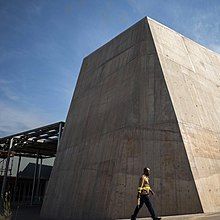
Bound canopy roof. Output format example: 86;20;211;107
0;121;65;158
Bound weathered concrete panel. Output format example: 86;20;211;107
41;17;219;219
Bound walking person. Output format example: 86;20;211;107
131;167;161;220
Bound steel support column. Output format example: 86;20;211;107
30;152;39;205
12;155;22;205
57;122;62;151
35;157;42;202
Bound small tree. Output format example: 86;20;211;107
0;191;12;220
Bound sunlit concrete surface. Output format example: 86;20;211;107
41;17;220;220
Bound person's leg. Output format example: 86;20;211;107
143;195;157;219
131;196;144;220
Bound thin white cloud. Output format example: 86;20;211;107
27;1;42;16
0;47;29;65
0;101;50;137
127;0;220;54
0;79;20;101
0;76;66;137
127;0;151;14
191;12;220;54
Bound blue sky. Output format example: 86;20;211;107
0;0;220;137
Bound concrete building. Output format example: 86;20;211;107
41;17;220;219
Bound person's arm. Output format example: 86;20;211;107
149;188;155;195
148;178;155;195
137;176;144;206
137;175;144;198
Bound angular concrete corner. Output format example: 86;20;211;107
148;17;220;213
40;17;220;219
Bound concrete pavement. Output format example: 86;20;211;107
117;212;220;220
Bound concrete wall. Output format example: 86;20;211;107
148;18;220;213
41;18;219;219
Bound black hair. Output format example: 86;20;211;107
144;167;148;172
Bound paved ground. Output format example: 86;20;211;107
118;212;220;220
12;205;48;220
11;205;220;220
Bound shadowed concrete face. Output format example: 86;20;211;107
40;18;220;220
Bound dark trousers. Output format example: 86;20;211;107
132;195;156;219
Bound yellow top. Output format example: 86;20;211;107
137;175;151;194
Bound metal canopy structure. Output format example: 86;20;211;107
0;121;65;203
0;121;65;158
